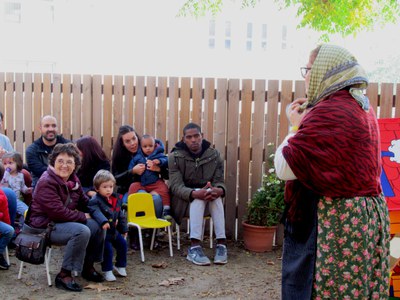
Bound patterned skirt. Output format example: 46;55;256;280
313;195;390;299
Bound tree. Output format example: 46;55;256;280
178;0;400;40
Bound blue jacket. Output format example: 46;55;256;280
88;192;128;239
128;139;168;186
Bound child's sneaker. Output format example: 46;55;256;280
187;245;211;266
0;254;9;270
103;270;116;281
113;266;127;277
162;207;172;220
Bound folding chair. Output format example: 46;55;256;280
4;246;10;265
127;193;173;262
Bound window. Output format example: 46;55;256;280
209;20;216;49
282;25;287;49
246;22;253;51
4;1;21;23
261;24;267;50
225;21;231;49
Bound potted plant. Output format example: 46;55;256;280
242;153;285;252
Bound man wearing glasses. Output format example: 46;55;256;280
26;115;70;188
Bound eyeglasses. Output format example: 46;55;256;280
55;159;75;166
300;67;312;78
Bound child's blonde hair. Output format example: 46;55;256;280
93;170;116;190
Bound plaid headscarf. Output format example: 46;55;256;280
303;44;369;111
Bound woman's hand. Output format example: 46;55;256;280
146;160;161;172
85;213;91;219
132;164;146;175
287;98;308;127
102;223;110;230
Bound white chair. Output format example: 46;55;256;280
17;246;54;287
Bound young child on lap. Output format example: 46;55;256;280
88;170;128;282
128;134;171;219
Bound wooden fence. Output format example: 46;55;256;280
0;72;399;238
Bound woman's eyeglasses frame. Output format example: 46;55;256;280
300;67;312;78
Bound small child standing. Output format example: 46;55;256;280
88;170;128;282
0;188;14;270
128;135;171;219
1;152;31;224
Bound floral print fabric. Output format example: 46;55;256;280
313;195;390;299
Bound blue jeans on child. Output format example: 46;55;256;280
102;232;127;272
0;221;14;253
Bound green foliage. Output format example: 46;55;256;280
245;156;285;227
178;0;400;39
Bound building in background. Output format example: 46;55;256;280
0;0;399;82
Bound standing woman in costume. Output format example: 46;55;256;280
275;44;390;299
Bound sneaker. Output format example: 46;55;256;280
113;266;127;277
214;244;228;265
186;245;211;266
103;270;116;282
0;254;9;270
162;207;172;220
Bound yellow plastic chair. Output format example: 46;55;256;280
127;193;173;262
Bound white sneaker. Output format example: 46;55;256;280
113;266;127;277
103;270;116;281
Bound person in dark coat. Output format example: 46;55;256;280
88;170;128;282
27;143;105;292
25;115;70;188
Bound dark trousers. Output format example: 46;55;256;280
101;232;127;272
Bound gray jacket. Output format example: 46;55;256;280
168;140;226;225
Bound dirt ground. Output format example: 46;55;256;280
0;232;282;300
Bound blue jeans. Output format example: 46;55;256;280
2;187;17;228
101;232;127;272
0;221;14;253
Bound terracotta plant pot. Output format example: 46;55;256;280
242;221;277;252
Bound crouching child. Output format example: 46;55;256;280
88;170;128;281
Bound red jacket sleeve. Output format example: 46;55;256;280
0;189;11;224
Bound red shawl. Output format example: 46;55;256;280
282;90;382;222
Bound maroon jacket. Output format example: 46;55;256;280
28;167;89;229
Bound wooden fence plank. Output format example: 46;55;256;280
15;73;23;153
157;77;167;147
52;74;62;126
146;76;156;137
279;80;293;145
380;83;394;119
72;74;81;140
225;78;240;237
396;84;400;118
92;75;102;144
114;75;123;139
265;80;279;165
43;73;51;116
5;73;14;142
192;78;202;125
179;77;190;136
82;75;92;136
124;76;134;126
62;74;71;139
237;79;252;236
134;76;145;135
250;79;265;198
167;77;179;152
203;78;215;142
293;80;305;100
24;73;33;147
103;75;113;158
0;73;4;117
367;82;379;115
214;78;227;159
